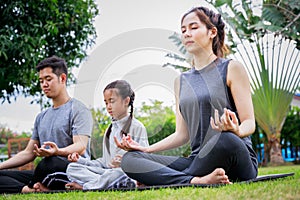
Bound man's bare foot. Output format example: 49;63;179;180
190;168;232;184
65;182;83;190
33;182;49;192
21;185;36;193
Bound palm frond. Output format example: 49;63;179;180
235;34;300;136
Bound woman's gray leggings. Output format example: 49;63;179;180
121;132;258;185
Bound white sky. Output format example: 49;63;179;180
0;0;209;133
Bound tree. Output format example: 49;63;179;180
262;0;300;49
0;0;99;103
281;106;300;163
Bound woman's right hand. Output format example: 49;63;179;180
114;135;147;152
68;152;80;162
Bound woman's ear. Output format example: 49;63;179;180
209;27;217;39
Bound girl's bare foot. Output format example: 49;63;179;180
190;168;232;184
136;181;146;188
65;182;83;190
21;185;36;193
33;182;49;192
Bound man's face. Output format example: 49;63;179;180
38;67;65;99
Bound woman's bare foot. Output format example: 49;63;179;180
65;182;83;190
33;182;49;192
21;185;36;193
190;168;232;184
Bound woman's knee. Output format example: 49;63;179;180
219;132;244;148
121;151;143;171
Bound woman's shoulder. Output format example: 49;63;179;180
227;59;249;83
227;59;244;70
227;59;248;77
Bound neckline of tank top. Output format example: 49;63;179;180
191;57;220;73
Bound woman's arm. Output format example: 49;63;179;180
227;60;255;137
146;77;189;152
115;76;190;153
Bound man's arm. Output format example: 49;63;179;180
37;135;89;158
56;135;89;156
0;139;37;170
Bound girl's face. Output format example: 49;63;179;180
104;88;130;120
181;12;215;55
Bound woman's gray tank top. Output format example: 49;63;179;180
179;58;255;158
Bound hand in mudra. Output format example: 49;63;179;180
210;108;240;136
114;135;147;152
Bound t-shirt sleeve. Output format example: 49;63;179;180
31;113;41;141
71;100;93;137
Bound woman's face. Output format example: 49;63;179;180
181;12;214;55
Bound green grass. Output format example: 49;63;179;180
1;164;299;200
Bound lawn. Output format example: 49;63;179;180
1;164;299;200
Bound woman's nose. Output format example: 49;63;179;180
183;30;191;38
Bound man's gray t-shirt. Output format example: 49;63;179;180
31;98;93;159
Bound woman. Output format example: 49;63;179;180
115;6;258;185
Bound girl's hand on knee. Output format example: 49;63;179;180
109;154;122;168
68;152;80;162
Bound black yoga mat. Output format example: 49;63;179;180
84;172;295;192
24;172;295;194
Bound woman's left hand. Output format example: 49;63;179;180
210;108;240;136
114;135;143;151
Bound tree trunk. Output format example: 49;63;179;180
269;137;284;165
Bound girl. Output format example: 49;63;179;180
65;80;149;190
116;6;258;185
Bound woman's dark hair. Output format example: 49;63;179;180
36;55;68;78
103;80;135;137
181;6;229;57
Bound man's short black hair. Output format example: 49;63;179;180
36;56;68;78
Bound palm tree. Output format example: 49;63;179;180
166;0;300;164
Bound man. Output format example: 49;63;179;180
0;56;93;193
